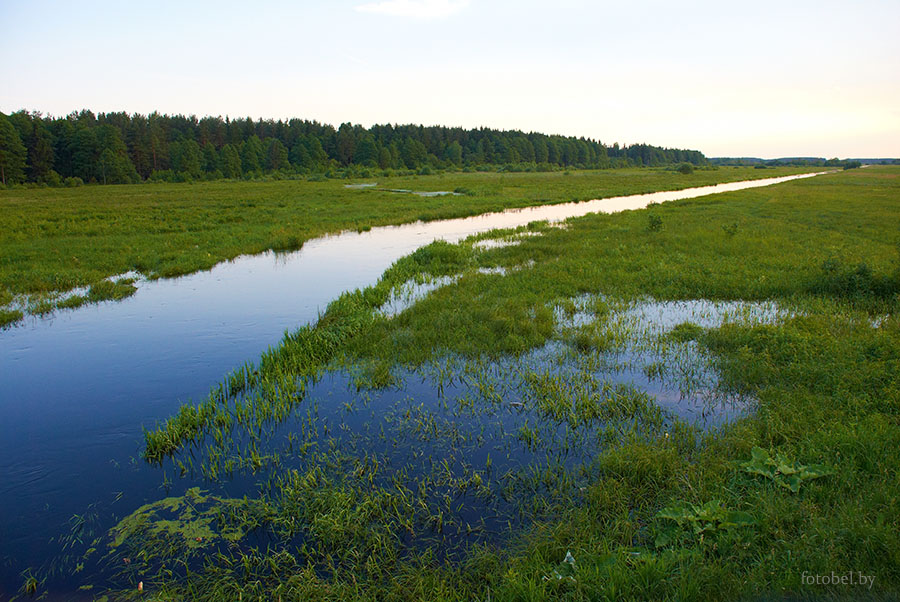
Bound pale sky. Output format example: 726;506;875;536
1;0;898;158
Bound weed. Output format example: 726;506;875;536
654;500;755;548
740;446;835;493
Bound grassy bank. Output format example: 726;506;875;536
0;166;816;326
29;167;900;600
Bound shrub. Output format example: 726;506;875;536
41;170;63;187
813;258;899;301
149;170;177;183
677;162;694;175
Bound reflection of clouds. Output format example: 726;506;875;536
355;0;471;19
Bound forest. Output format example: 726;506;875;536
0;110;709;186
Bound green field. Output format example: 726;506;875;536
118;167;900;600
0;166;817;325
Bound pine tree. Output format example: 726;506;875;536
240;136;263;174
265;138;289;171
221;144;242;178
0;113;27;185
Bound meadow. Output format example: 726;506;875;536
47;166;894;600
0;166;817;326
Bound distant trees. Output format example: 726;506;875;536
444;141;463;166
0;113;27;185
96;125;139;184
0;109;711;187
221;144;242;178
352;135;378;167
170;139;203;179
400;138;427;169
711;157;870;169
240;135;264;174
266;139;289;171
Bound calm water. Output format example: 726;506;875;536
0;172;825;593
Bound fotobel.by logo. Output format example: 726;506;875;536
801;571;875;590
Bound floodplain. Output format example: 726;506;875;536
2;166;898;600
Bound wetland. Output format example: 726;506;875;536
1;166;898;600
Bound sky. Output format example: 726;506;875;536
1;0;898;158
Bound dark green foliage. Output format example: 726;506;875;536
721;221;739;236
265;138;290;171
812;257;899;305
201;141;219;173
653;500;755;548
0;112;28;185
95;124;139;184
170;139;203;179
240;135;264;174
0;109;710;186
739;447;834;493
221;144;241;178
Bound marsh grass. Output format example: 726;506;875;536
31;167;900;599
0;307;22;328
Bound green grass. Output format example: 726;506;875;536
0;166;816;307
30;167;900;600
0;307;23;328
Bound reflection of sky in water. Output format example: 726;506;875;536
0;171;822;585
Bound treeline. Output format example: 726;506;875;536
710;157;885;168
0;110;707;186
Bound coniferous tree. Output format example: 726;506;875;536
444;141;463;166
240;136;263;174
70;126;100;181
221;144;242;178
352;135;378;167
265;138;290;171
170;139;203;179
0;113;27;185
96;125;139;184
201;142;219;174
400;137;427;169
0;108;710;185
